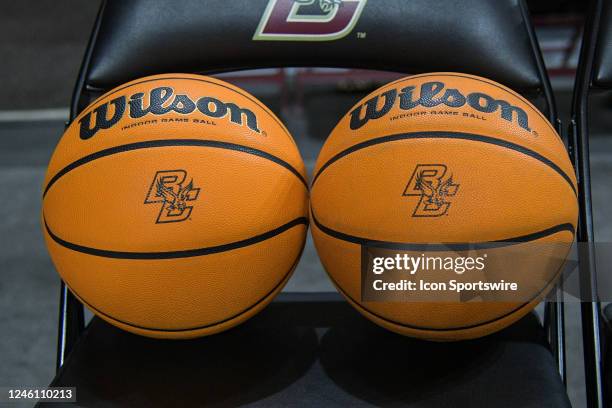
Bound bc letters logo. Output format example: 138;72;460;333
403;164;459;217
253;0;368;41
145;170;200;223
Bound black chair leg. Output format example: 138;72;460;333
56;281;84;372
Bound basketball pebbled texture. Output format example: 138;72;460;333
42;73;308;339
311;73;578;341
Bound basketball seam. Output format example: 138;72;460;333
61;241;304;333
43;139;308;197
334;275;532;332
312;220;570;332
311;131;577;197
44;216;308;259
310;207;575;249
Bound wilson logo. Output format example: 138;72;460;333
253;0;367;41
403;164;459;217
350;81;531;132
144;170;201;223
78;86;260;140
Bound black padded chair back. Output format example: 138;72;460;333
72;0;555;121
592;0;612;90
59;0;566;383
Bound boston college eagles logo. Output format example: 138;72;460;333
144;170;200;223
402;164;459;217
253;0;368;41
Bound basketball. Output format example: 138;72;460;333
42;73;308;339
311;73;578;341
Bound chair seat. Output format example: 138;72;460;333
39;293;570;407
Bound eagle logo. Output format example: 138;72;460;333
144;170;200;223
402;164;459;217
296;0;343;12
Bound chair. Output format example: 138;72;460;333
571;0;612;407
40;0;576;406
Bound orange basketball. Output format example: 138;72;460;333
311;73;577;341
42;73;308;339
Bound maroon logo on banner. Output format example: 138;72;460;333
253;0;367;41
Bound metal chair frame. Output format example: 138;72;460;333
54;0;600;404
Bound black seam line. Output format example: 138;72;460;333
44;216;308;260
64;242;304;332
331;272;538;332
330;274;530;332
311;131;577;197
310;207;574;251
317;225;568;332
43;139;308;197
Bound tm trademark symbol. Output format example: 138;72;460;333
357;32;367;39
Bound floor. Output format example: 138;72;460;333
1;1;612;408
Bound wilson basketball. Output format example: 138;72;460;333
42;74;308;339
311;73;578;341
